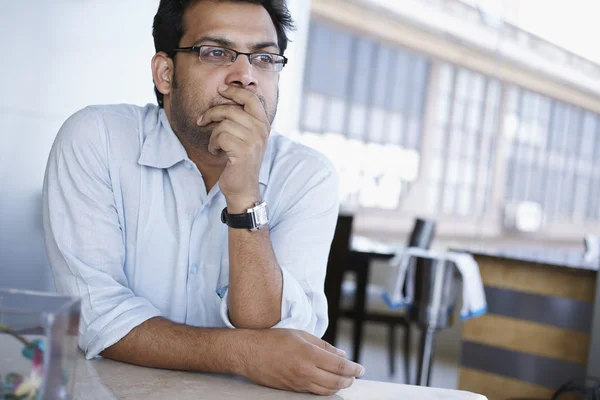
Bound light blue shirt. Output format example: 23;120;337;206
42;104;339;359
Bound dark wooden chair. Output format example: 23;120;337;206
323;214;412;382
323;214;354;350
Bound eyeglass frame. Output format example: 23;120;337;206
172;45;288;71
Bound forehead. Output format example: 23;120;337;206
181;1;278;48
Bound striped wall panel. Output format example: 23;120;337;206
459;368;555;399
475;255;596;302
458;255;597;400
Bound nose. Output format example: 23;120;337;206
224;54;257;89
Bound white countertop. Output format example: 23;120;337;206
71;352;487;400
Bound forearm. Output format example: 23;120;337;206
227;226;283;329
100;317;250;374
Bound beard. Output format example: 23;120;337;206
169;73;278;151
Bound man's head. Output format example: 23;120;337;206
151;0;293;148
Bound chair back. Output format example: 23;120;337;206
328;214;354;263
322;214;354;343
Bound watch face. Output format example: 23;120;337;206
250;202;269;231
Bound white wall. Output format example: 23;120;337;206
0;1;310;292
0;1;159;291
272;0;312;139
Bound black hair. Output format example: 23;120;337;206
152;0;294;107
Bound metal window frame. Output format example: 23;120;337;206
440;67;500;216
299;19;432;211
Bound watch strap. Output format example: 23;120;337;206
221;208;253;229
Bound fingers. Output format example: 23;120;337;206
197;105;256;130
306;382;349;396
288;351;356;395
312;346;365;378
309;369;355;393
208;124;246;156
301;333;346;357
216;85;269;123
298;332;363;377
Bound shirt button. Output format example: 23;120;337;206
190;264;198;275
185;161;193;170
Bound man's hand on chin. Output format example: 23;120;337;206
197;85;270;212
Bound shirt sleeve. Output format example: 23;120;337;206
219;151;339;338
42;107;162;359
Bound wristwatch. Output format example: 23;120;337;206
221;201;269;231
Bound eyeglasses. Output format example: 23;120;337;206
173;45;288;72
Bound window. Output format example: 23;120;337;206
299;20;430;210
427;64;501;216
504;86;600;222
505;87;551;205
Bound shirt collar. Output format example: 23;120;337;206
138;107;271;186
138;108;188;169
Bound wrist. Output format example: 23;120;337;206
232;330;258;377
225;193;261;214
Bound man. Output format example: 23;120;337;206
42;0;365;395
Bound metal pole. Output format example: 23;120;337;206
417;327;437;386
407;219;436;249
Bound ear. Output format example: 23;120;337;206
152;52;174;98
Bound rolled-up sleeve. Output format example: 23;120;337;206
220;151;339;337
42;107;162;359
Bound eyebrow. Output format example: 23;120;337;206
192;36;280;53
